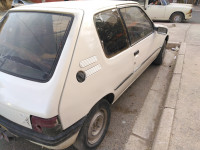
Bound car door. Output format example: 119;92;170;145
94;8;135;93
119;6;157;73
145;0;166;20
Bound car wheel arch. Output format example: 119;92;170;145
170;11;185;22
85;93;114;118
101;93;115;105
165;35;169;43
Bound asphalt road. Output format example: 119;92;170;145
0;48;177;150
186;10;200;24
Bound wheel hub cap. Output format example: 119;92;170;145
88;109;107;145
174;16;181;22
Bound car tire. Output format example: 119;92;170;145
170;12;184;23
153;41;166;65
73;99;111;150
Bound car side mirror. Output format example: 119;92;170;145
155;27;168;34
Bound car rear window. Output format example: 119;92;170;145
0;12;73;82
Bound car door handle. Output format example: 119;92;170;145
134;50;139;56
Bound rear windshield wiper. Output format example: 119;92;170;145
3;55;49;76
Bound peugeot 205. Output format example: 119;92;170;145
0;1;168;150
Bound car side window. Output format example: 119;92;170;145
94;9;129;58
19;0;23;4
120;7;154;45
149;0;161;5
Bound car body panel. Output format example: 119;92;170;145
59;7;135;129
145;5;167;20
164;3;192;20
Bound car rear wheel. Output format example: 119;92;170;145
73;99;111;150
170;12;184;23
153;41;166;65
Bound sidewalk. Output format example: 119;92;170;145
152;23;200;150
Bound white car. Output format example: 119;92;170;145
0;1;168;150
143;0;192;22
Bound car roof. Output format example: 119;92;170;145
11;1;139;12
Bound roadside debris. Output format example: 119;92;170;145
168;24;176;28
166;42;180;49
122;121;126;124
172;46;179;51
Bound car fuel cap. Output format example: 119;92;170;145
76;71;86;83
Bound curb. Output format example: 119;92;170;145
124;45;178;150
152;42;186;150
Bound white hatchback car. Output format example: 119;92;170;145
0;1;168;150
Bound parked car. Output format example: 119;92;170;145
143;0;193;22
11;0;33;8
0;1;168;150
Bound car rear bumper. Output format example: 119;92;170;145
0;115;85;148
185;10;192;20
185;13;192;20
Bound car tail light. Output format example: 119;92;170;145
31;116;62;136
188;9;192;14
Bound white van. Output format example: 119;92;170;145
0;1;168;150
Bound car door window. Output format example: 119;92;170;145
18;0;24;4
120;7;154;45
161;0;169;5
94;9;129;58
149;0;162;5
